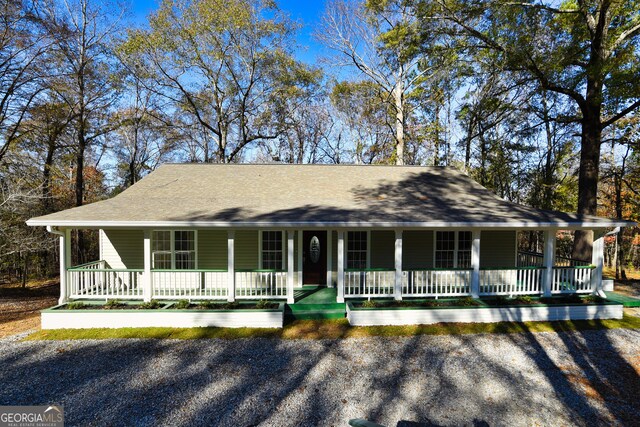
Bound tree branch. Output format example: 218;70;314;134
601;99;640;128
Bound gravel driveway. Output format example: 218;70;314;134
1;329;639;427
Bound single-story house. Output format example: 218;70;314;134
27;164;633;309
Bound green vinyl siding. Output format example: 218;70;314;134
197;230;227;269
402;230;434;269
101;229;144;269
235;230;259;269
480;230;517;268
370;230;394;269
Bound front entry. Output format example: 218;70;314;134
303;231;327;285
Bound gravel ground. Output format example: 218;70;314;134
1;329;639;427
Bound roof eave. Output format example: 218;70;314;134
26;219;636;229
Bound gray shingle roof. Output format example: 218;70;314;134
26;164;633;228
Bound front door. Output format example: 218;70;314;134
303;231;327;285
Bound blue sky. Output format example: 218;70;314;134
128;0;327;65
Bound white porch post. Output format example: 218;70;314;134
287;230;295;304
543;229;556;297
337;230;345;303
143;230;152;302
471;230;481;298
394;229;403;300
58;229;71;304
227;231;235;302
592;230;605;297
297;230;303;286
327;230;333;288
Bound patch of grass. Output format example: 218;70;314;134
361;300;379;308
65;302;86;310
25;314;640;341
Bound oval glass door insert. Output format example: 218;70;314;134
309;236;321;263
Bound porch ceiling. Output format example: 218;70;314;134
27;164;634;229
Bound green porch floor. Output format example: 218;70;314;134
605;291;640;307
287;286;345;320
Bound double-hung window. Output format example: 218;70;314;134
347;231;368;269
261;231;283;270
152;230;196;270
435;231;471;268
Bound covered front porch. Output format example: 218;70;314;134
55;227;606;307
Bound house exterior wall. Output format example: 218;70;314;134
198;230;227;269
402;230;434;269
371;231;395;269
235;230;259;269
101;229;144;269
98;228;517;272
480;230;517;268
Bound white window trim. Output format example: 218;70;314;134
434;230;471;269
258;230;285;270
345;230;371;270
152;230;198;270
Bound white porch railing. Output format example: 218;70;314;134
235;270;287;299
68;263;144;299
551;266;594;294
479;268;544;296
344;270;395;297
67;265;287;300
402;269;472;298
151;270;228;299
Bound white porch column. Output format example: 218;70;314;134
297;230;303;286
227;230;235;302
337;231;345;303
543;229;556;297
471;230;481;298
143;230;152;302
592;230;605;297
326;230;333;288
287;230;295;304
58;229;71;304
394;230;403;300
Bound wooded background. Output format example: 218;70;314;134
1;0;638;284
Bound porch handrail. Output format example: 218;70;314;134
235;268;286;273
552;265;595;269
67;260;107;270
345;268;395;272
480;266;545;270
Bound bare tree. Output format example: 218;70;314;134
317;0;442;165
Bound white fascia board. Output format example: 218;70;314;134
26;219;635;229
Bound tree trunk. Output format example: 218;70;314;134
42;138;56;213
572;92;602;261
393;70;405;166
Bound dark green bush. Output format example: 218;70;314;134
138;300;162;309
174;300;190;309
105;299;126;309
65;302;86;310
